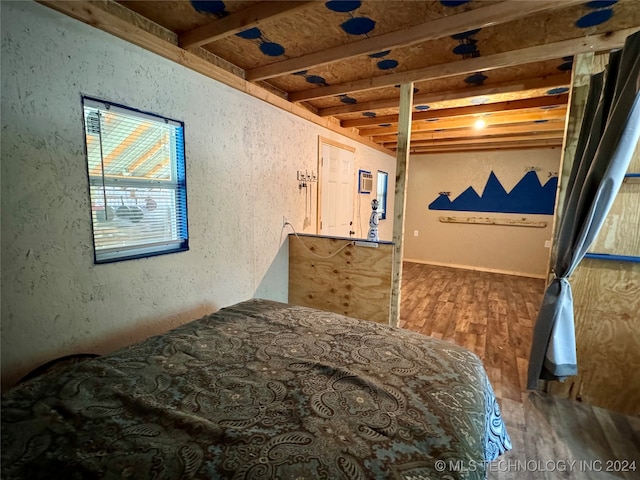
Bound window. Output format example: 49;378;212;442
376;170;388;220
82;97;189;263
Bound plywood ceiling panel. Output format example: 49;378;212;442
49;0;640;153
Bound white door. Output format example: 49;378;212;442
319;142;355;237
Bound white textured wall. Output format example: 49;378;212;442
0;1;395;388
404;149;562;278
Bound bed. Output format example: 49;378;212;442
1;299;510;479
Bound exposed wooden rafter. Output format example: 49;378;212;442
37;0;391;155
344;95;569;129
289;29;636;102
388;132;564;150
38;0;640;154
375;121;565;144
320;74;571;117
246;0;583;81
179;1;315;50
409;139;563;154
360;111;566;138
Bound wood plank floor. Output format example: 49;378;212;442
399;262;640;480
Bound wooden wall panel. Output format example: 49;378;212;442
547;134;640;416
588;138;640;257
547;260;640;415
588;183;640;257
288;235;393;324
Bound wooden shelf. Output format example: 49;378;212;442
438;216;548;228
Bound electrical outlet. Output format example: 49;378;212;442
544;240;551;248
414;230;419;237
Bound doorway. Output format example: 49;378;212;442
317;138;355;237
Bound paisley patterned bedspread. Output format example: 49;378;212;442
1;299;510;479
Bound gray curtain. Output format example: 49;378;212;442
528;31;640;389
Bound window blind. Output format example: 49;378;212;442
377;171;388;220
83;98;189;263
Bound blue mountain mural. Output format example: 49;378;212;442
429;171;558;215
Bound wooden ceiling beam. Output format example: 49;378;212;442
37;0;392;156
382;132;564;149
179;2;315;50
360;110;566;137
375;122;565;143
290;28;637;102
408;139;564;154
246;0;582;81
320;74;571;117
344;94;569;129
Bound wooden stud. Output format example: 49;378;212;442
389;83;414;327
179;2;314;50
289;29;637;102
246;0;583;81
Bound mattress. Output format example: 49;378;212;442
1;299;510;479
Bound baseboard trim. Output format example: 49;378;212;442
402;258;547;279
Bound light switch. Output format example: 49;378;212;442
414;230;419;237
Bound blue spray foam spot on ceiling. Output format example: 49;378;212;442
453;42;478;56
558;61;573;71
306;75;327;84
415;105;430;111
586;0;618;8
563;55;574;61
260;42;285;56
369;50;391;58
379;123;392;127
293;70;308;76
325;0;362;13
341;17;376;35
440;0;471;7
377;59;399;70
191;0;227;14
236;27;262;39
451;29;481;40
576;9;614;28
534;119;549;123
339;95;357;104
547;87;569;95
362;112;377;117
465;72;488;85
